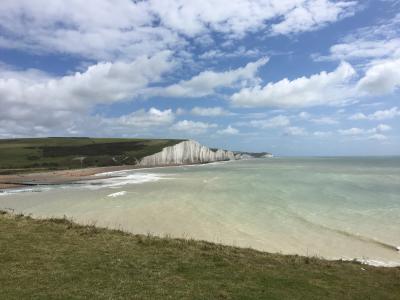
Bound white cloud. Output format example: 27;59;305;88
368;134;387;141
297;112;338;124
349;107;400;120
311;116;338;124
313;131;332;137
338;124;391;137
0;52;174;135
171;120;217;134
357;59;400;95
107;108;175;128
348;112;368;120
160;57;268;98
299;111;311;119
0;107;176;138
191;107;233;117
284;126;307;136
311;14;400;104
375;124;391;132
0;51;172;109
314;14;400;62
217;125;239;135
62;108;177;137
338;127;365;135
370;107;400;120
0;0;182;61
0;0;359;60
231;62;357;108
199;46;261;59
271;0;357;35
249;115;290;128
320;39;400;62
151;0;357;37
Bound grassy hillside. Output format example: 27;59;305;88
0;137;183;174
1;212;399;299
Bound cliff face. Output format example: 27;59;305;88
138;140;235;167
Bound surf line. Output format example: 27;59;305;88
290;211;399;252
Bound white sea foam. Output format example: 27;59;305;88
82;173;170;190
0;186;53;196
107;191;127;198
0;172;170;195
94;170;131;177
356;259;400;268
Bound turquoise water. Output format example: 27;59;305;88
1;157;399;266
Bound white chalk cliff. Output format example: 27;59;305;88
138;140;236;167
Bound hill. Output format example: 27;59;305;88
0;211;399;299
0;137;183;174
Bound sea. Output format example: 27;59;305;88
1;157;399;267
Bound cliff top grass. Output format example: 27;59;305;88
1;211;399;299
0;137;184;174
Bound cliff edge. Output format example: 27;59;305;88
138;140;235;167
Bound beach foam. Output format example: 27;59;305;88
0;186;53;196
356;259;400;268
82;173;171;189
107;191;127;198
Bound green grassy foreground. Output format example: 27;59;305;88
1;212;399;299
0;137;183;174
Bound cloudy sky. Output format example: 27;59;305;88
1;0;399;155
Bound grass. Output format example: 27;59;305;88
0;137;184;173
1;212;399;299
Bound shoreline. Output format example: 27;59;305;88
1;211;399;298
0;165;139;190
0;161;231;190
1;210;399;268
1;158;398;268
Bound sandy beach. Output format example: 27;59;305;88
0;165;140;190
0;162;209;190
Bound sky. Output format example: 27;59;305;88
0;0;400;156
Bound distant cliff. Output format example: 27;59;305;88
233;151;273;159
138;140;235;167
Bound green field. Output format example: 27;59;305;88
1;212;399;299
0;137;183;174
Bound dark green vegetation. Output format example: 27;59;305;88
1;212;399;299
0;137;183;174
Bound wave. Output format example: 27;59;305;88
81;173;171;190
94;170;131;177
107;191;127;198
337;257;400;267
355;258;400;267
0;186;53;196
0;173;172;195
289;210;399;252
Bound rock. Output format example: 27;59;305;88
138;140;235;167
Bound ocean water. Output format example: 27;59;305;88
1;157;400;266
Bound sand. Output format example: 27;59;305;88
0;165;139;190
0;163;205;190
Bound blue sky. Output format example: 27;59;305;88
0;0;399;155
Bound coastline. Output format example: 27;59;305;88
1;211;399;299
0;165;139;190
1;158;399;268
0;161;230;190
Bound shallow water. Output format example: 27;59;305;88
1;157;400;266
